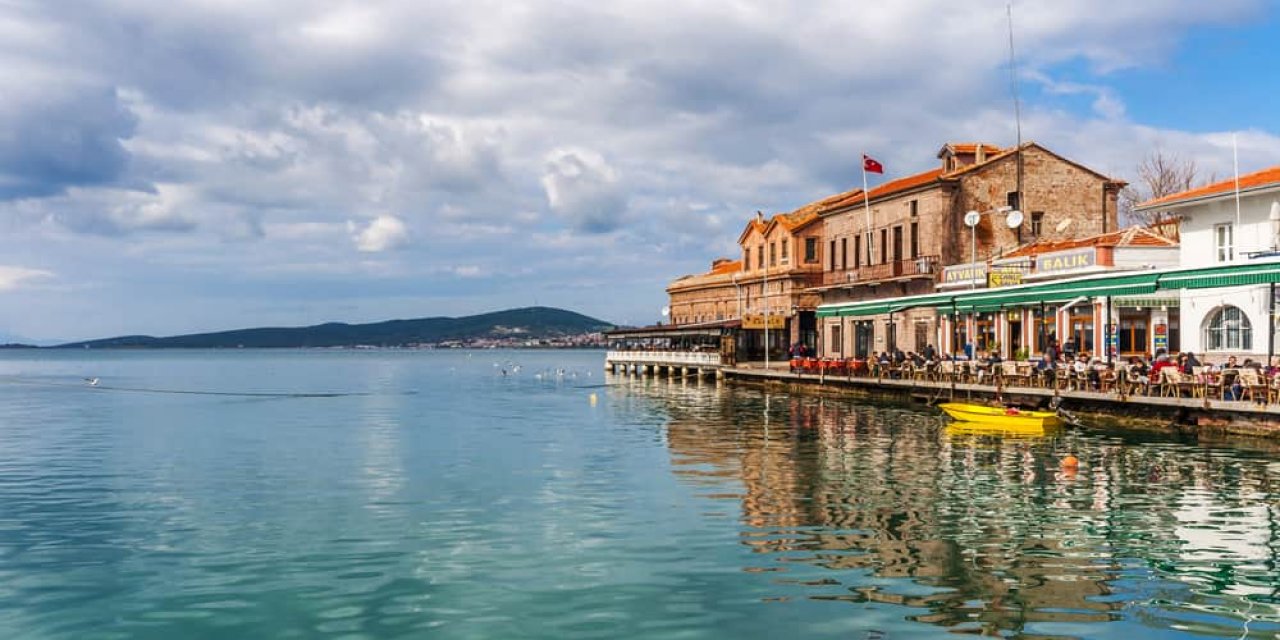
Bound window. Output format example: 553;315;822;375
1215;223;1234;262
805;238;818;264
781;238;789;264
910;222;919;259
854;236;862;268
840;238;847;270
1031;211;1044;237
1007;191;1020;210
1204;305;1251;351
744;249;750;271
880;229;888;264
829;324;842;355
1118;315;1148;355
914;323;928;352
909;200;918;218
829;240;836;271
757;246;764;271
769;242;777;267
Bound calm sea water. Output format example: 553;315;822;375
0;349;1277;639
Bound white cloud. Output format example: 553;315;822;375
0;266;53;292
349;215;409;252
541;147;626;233
0;0;1272;338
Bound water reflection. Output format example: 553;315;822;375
659;383;1280;638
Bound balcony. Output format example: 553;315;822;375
820;255;940;286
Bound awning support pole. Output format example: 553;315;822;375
1106;296;1113;367
1269;282;1276;369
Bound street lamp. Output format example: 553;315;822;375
963;206;1024;290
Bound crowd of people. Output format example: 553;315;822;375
787;338;1277;401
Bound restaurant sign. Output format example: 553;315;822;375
1035;247;1097;275
941;263;988;287
987;266;1025;288
742;313;787;330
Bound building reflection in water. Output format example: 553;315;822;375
658;382;1280;637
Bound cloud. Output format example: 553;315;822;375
0;0;1272;338
349;215;409;252
0;87;137;199
0;266;53;292
541;147;626;233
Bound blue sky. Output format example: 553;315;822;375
1;0;1278;343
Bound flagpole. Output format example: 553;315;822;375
1233;133;1242;235
862;158;873;264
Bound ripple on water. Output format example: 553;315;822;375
1;352;1279;639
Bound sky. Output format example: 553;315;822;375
2;0;1279;343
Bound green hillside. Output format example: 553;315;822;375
57;307;614;349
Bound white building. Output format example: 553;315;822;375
1135;166;1280;360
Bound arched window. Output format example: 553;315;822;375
1204;306;1252;351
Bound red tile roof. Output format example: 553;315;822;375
824;168;946;210
1139;165;1280;209
1001;226;1177;258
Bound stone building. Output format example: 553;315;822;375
817;141;1126;359
666;205;827;361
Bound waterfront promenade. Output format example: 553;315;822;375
605;350;1280;438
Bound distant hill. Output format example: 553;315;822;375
56;307;615;349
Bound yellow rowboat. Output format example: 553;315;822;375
937;402;1063;430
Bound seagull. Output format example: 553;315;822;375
84;377;100;387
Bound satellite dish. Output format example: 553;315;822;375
661;306;670;317
1055;218;1073;233
1005;210;1024;229
963;211;981;227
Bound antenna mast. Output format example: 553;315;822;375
1007;2;1025;233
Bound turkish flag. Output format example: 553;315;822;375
863;154;884;174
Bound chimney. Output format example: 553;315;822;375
756;210;765;223
976;144;987;163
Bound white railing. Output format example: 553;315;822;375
605;350;722;366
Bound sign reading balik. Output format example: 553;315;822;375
1035;247;1096;275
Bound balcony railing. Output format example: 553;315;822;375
821;255;940;286
605;350;722;366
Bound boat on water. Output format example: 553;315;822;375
937;402;1063;431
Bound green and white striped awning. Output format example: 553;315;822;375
815;259;1280;319
1157;262;1280;289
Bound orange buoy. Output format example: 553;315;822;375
1061;454;1079;469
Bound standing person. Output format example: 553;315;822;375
923;343;937;363
1063;337;1077;360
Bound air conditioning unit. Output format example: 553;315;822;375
847;272;857;282
917;258;932;273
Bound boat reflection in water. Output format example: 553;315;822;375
944;421;1062;439
651;381;1280;638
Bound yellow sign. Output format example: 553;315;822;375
988;268;1023;288
742;313;787;330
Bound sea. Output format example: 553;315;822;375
0;348;1277;639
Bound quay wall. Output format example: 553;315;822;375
716;367;1280;441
